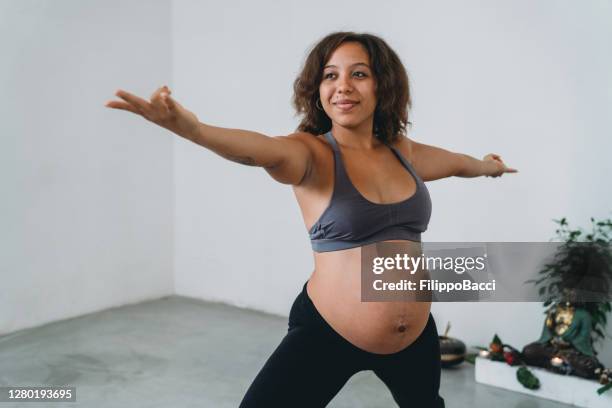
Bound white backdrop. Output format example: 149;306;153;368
2;0;611;366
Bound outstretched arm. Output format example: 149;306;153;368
409;139;518;182
105;86;312;185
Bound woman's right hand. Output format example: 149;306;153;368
105;86;200;141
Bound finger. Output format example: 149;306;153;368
486;155;503;164
150;88;170;114
150;85;170;102
159;93;171;112
105;100;141;115
150;85;172;100
158;85;171;93
161;92;178;111
115;89;150;113
505;168;518;173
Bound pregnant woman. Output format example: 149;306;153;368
106;31;516;407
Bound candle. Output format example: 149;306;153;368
550;356;564;367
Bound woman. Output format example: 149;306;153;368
106;32;516;407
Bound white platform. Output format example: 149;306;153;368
475;357;612;408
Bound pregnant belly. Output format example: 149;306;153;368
309;245;432;354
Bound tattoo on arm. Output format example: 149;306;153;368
224;154;258;167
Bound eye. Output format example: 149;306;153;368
322;71;368;80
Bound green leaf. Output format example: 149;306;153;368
517;366;540;390
597;382;612;395
465;354;477;364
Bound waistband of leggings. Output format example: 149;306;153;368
300;279;437;357
300;280;387;356
300;280;335;333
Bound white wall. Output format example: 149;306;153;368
2;0;610;368
172;0;612;365
0;0;174;335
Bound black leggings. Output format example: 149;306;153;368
239;281;445;407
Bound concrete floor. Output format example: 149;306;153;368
0;296;574;408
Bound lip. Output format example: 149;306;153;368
333;100;359;111
333;99;359;104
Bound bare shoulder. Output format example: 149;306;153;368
284;131;326;148
273;131;331;187
282;131;332;160
283;131;314;142
271;131;320;161
390;134;416;163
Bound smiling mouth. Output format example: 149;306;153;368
334;102;359;111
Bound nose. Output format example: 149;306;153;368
336;75;353;94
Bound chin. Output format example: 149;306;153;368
331;117;363;128
343;122;369;131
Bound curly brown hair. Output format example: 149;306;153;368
292;32;412;144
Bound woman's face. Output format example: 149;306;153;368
319;41;377;132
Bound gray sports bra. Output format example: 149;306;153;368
308;131;432;252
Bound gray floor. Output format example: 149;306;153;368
0;296;574;407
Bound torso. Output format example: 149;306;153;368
292;132;432;355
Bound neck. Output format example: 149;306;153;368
331;122;382;150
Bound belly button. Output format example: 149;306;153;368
397;324;407;333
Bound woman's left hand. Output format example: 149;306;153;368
482;154;518;178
